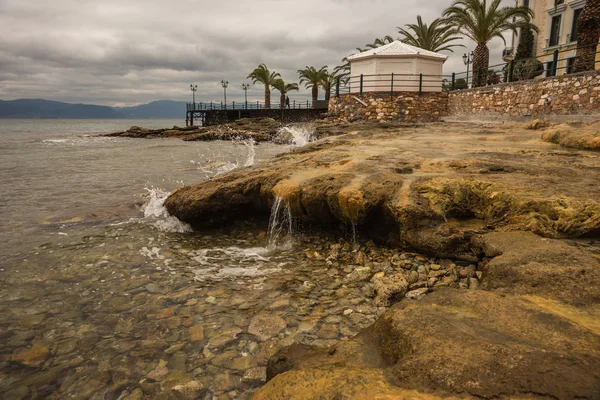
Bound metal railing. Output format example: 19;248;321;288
332;41;600;97
503;47;514;59
334;73;452;97
186;100;316;111
452;41;600;89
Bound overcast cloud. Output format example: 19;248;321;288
0;0;511;106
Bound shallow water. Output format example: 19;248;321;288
0;119;387;399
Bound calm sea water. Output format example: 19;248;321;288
0;119;283;254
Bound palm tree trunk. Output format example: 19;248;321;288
573;1;600;73
311;86;318;103
324;89;330;102
264;86;271;109
280;94;285;109
472;44;489;87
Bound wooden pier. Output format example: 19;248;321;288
185;101;328;126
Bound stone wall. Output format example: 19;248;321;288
328;92;449;123
448;70;600;118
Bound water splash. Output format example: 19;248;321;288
267;196;293;249
243;139;255;167
213;161;239;176
190;246;282;282
142;187;192;233
276;124;315;147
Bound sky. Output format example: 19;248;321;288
0;0;512;106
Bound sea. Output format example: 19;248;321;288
0;119;380;399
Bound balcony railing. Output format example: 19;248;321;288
503;47;515;59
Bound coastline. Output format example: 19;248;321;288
2;118;599;399
164;119;600;398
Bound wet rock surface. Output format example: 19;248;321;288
540;120;600;150
162;120;600;398
105;118;282;142
165;121;600;251
104;118;352;144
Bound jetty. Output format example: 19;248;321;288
185;100;328;126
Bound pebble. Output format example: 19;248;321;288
188;325;205;341
344;267;372;283
145;283;161;294
207;328;243;349
242;367;267;384
248;313;287;341
0;221;476;399
405;288;429;300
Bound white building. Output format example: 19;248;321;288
346;40;448;93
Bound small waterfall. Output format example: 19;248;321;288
243;139;256;167
267;196;293;249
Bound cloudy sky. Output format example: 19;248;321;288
0;0;512;106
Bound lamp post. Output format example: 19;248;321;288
462;52;474;88
190;84;198;107
242;83;250;109
221;80;229;108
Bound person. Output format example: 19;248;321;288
285;96;290;109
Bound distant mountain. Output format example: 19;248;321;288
0;99;187;119
115;100;187;119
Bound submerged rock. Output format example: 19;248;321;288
372;273;408;307
248;313;287;341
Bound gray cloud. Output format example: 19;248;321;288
0;0;512;106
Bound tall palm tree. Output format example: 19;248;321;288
398;16;464;53
247;63;281;109
572;0;600;73
272;79;299;108
298;66;327;103
443;0;537;86
319;69;339;102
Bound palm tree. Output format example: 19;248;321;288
272;79;299;108
572;1;600;73
443;0;537;86
334;37;394;85
365;36;395;49
247;63;281;109
319;69;339;102
298;66;327;103
398;16;464;53
334;62;350;83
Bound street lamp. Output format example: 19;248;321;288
190;84;198;106
242;83;250;109
221;80;229;108
463;52;474;88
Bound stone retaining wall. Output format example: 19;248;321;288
328;92;448;123
448;70;600;118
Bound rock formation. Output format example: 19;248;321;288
164;121;600;399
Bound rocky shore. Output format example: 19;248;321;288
163;120;600;398
104;118;349;144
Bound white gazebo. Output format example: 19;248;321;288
346;40;448;93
